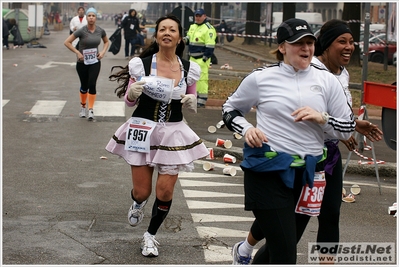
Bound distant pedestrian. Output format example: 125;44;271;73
6;18;23;48
217;19;229;45
69;6;87;49
121;9;142;59
3;18;10;49
54;11;60;24
64;7;109;120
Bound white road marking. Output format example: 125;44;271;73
179;171;227;178
29;100;66;116
183;189;243;198
93;101;125;117
179;179;242;187
191;213;253;223
186;200;244;209
196;226;249;238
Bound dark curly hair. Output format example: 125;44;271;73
109;14;185;98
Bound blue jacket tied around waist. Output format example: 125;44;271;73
240;143;324;189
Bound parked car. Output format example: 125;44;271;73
368;42;396;64
360;33;397;64
224;20;245;35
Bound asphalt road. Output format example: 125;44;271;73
2;20;397;265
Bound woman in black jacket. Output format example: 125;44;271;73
121;9;141;59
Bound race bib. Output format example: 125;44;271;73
124;117;156;153
295;171;326;216
83;48;98;65
138;76;175;103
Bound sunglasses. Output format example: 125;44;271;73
195;14;203;17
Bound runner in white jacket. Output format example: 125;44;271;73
223;18;356;264
69;6;87;47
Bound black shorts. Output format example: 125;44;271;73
243;162;324;210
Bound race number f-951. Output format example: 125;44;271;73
124;118;156;153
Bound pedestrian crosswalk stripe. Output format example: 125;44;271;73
179;179;242;187
30;100;67;116
186;200;243;209
196;226;249;238
179;172;227;178
203;245;259;263
93;101;125;117
203;245;233;263
4;99;126;117
191;213;253;223
183;189;243;198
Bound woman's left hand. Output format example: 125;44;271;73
97;52;105;60
244;127;268;148
355;120;383;142
292;106;325;124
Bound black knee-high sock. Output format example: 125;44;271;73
147;198;172;235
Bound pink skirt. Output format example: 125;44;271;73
105;119;209;171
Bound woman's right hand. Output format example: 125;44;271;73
127;81;146;101
244;127;268;148
76;52;83;62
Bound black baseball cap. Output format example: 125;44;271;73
277;18;316;44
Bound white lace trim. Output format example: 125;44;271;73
148;162;195;175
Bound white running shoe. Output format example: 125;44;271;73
232;241;252;265
87;109;94;120
141;231;159;257
79;107;86;118
128;199;148;226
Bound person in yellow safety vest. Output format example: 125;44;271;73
186;8;217;108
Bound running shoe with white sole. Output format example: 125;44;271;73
79;107;86;118
128;199;148;227
88;109;94;120
141;231;159;257
232;241;252;265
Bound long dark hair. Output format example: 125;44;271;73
109;14;185;98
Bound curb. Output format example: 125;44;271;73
203;141;397;178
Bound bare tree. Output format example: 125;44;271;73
342;3;361;66
242;3;261;45
282;3;295;21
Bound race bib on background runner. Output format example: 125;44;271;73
83;48;98;65
295;171;326;216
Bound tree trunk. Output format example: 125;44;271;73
214;3;221;24
243;3;261;45
342;3;362;66
282;3;296;22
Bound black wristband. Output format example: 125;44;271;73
223;110;243;132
